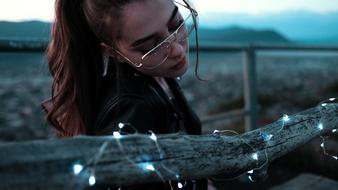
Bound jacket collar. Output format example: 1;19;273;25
116;63;184;118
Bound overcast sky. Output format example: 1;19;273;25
1;0;338;21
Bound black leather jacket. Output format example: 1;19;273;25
92;63;207;190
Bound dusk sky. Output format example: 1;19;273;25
1;0;338;21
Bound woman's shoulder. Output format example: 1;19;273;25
93;94;165;134
93;75;168;135
98;72;167;112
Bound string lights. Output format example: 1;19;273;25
88;175;96;186
71;98;337;188
251;153;259;161
317;123;324;130
261;132;273;142
282;114;290;122
318;97;338;161
72;163;83;175
113;131;122;139
142;163;156;172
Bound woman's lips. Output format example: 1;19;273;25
169;57;186;71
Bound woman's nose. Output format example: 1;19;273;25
168;42;184;59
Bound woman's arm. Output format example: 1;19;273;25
94;96;163;136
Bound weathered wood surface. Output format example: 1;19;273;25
0;103;337;189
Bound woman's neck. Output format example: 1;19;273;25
154;77;174;99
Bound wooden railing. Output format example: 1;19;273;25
0;103;337;189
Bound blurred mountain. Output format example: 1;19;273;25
0;20;289;44
0;21;51;40
1;10;338;44
199;10;338;44
196;26;290;44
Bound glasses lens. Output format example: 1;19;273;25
141;13;195;69
141;42;171;69
178;15;195;41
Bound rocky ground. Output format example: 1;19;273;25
180;52;338;132
0;53;50;131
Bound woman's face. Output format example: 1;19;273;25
115;0;190;78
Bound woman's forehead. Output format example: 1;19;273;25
118;0;176;46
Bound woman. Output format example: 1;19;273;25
43;0;207;189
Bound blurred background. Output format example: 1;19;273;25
0;0;338;189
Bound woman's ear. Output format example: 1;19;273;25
100;43;143;68
100;42;125;63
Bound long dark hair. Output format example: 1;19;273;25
44;0;130;137
43;0;199;137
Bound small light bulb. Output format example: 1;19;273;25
261;132;273;142
268;134;273;140
247;170;254;174
150;133;157;141
329;98;336;101
145;164;155;171
333;129;337;133
89;175;96;186
118;123;124;129
318;123;323;130
282;114;290;122
252;153;258;160
113;131;122;139
320;143;324;148
72;164;83;175
321;103;327;107
178;182;183;189
248;175;255;182
332;156;338;160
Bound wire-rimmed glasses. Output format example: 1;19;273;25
114;1;197;70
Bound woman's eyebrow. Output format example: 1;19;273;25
167;6;179;26
130;6;179;48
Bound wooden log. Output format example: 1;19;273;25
0;103;337;189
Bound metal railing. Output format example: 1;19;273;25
0;39;48;52
1;39;338;131
193;43;338;131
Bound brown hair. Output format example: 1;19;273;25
43;0;199;137
43;0;138;137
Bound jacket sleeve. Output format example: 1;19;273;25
93;97;173;190
92;96;207;190
94;96;162;136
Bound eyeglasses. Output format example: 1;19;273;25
114;1;197;70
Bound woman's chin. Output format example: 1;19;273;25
169;58;189;77
175;63;188;76
139;56;190;78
